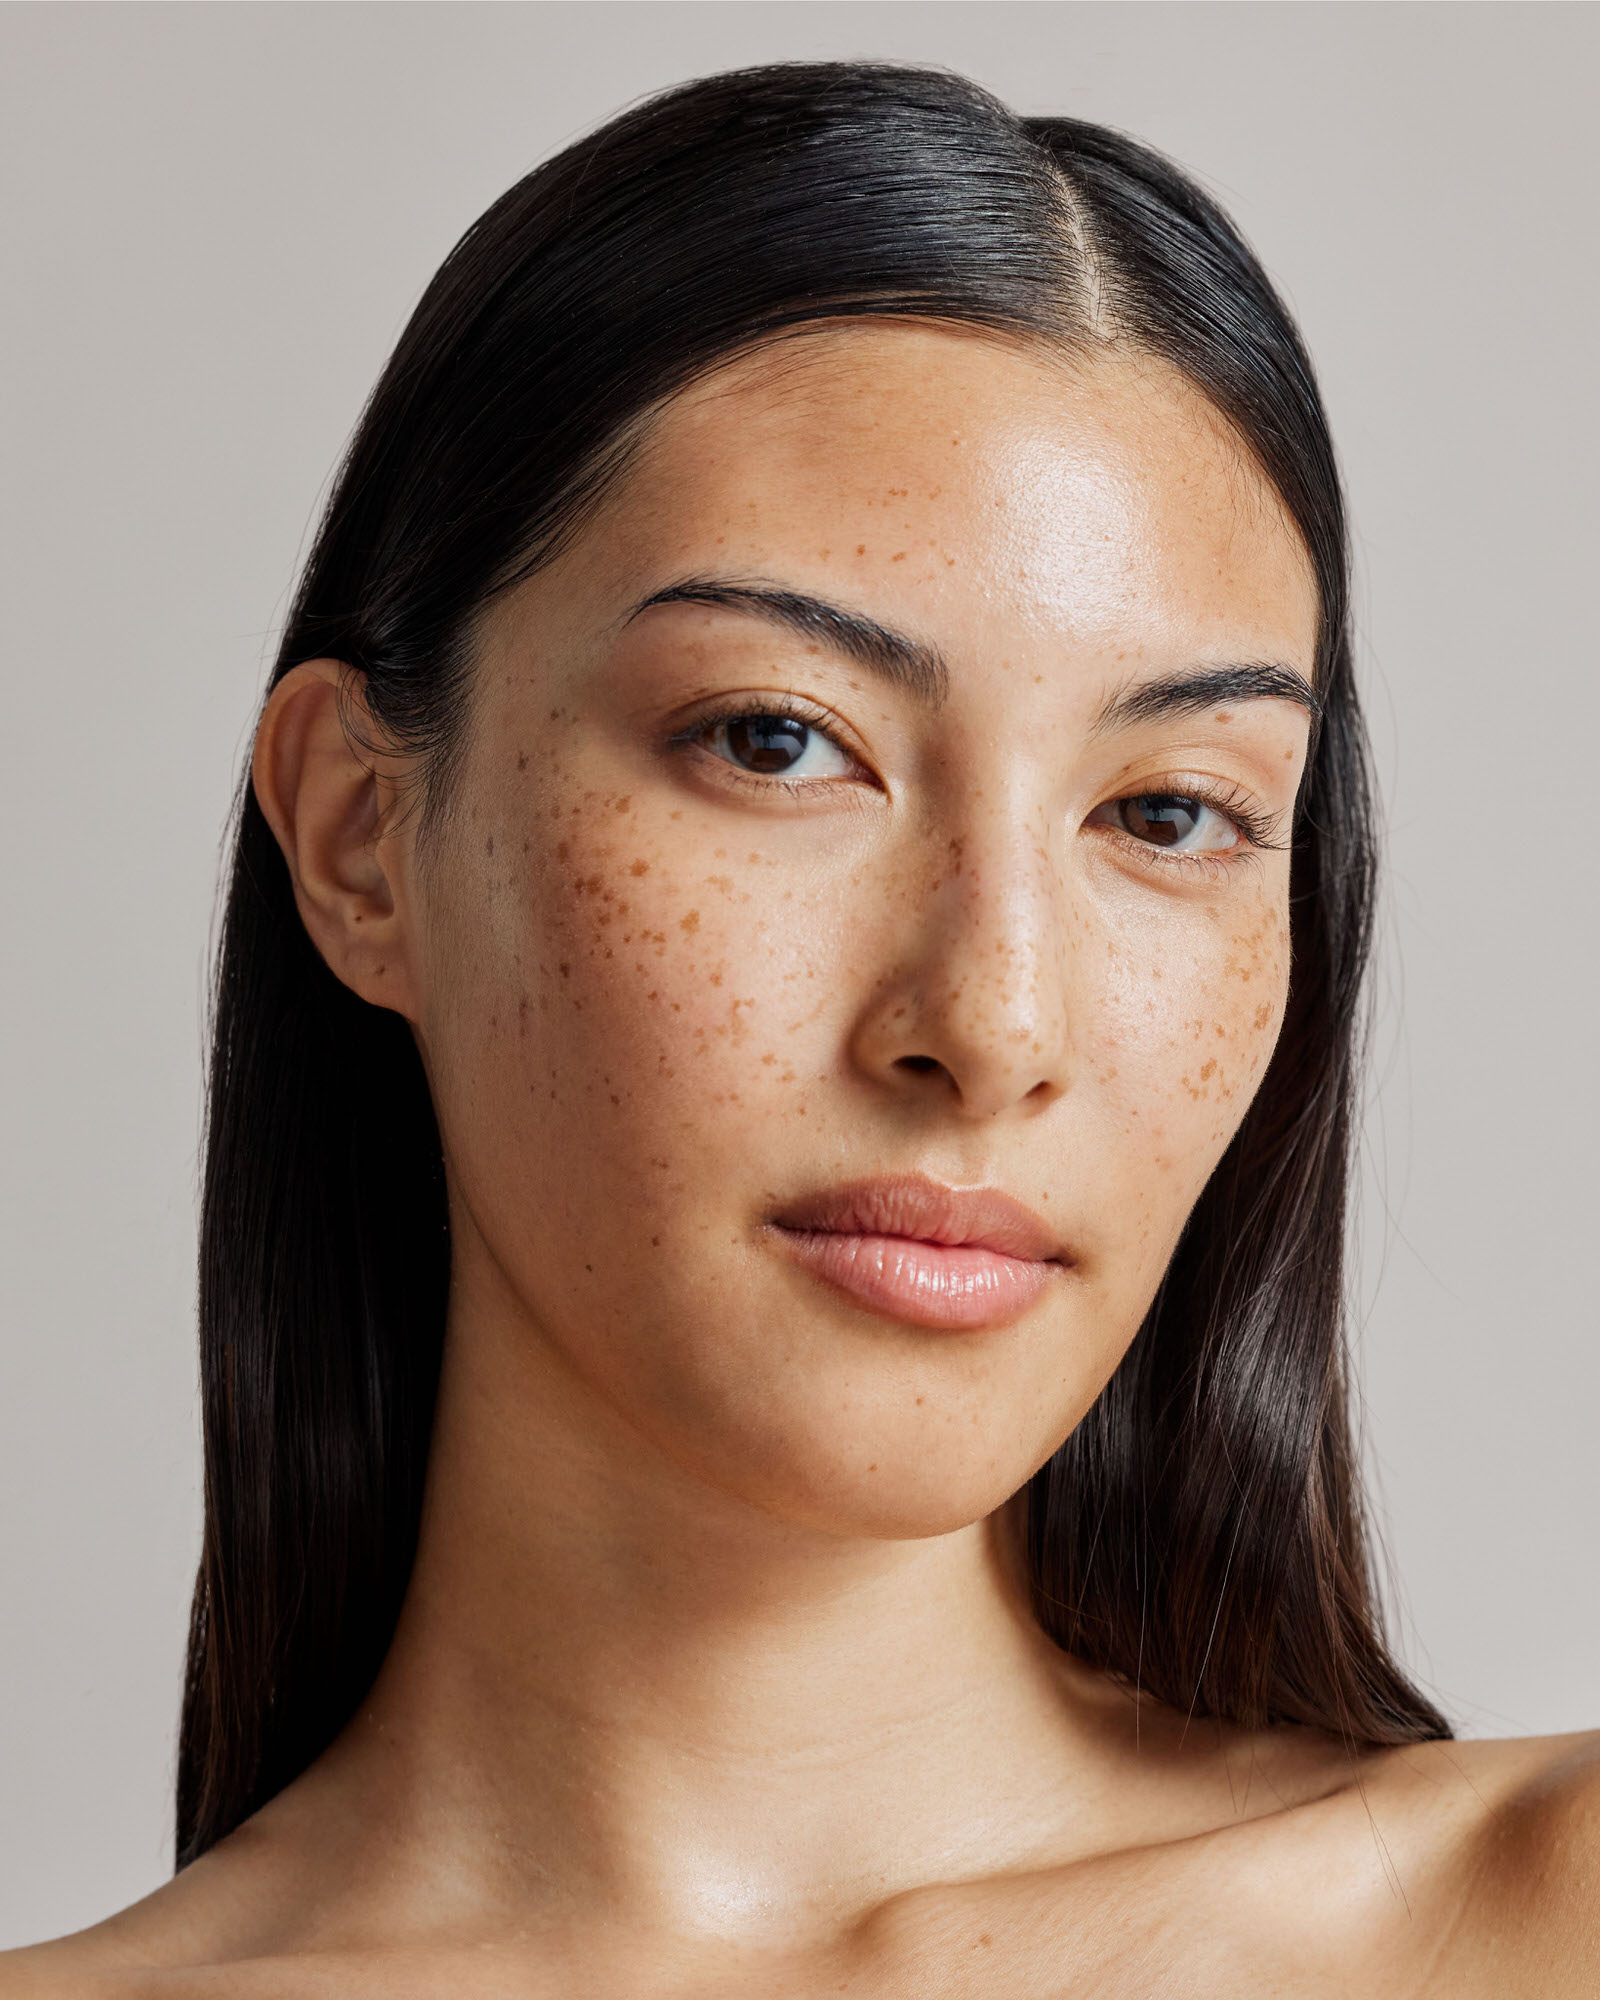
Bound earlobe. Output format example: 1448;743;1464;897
251;659;420;1018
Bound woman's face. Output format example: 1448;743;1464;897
406;325;1319;1539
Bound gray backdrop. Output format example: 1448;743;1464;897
2;0;1594;1947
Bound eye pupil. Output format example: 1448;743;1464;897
725;715;809;774
1125;795;1199;846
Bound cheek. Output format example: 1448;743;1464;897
428;774;840;1236
1163;899;1291;1141
1082;887;1292;1257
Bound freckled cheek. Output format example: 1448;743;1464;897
492;828;839;1140
1088;899;1291;1187
1171;919;1288;1138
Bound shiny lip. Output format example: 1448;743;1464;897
769;1174;1066;1266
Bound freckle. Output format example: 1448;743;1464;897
681;909;700;934
556;842;569;862
549;708;560;722
375;963;386;976
516;751;528;772
891;551;907;562
615;795;631;814
485;835;495;857
855;544;866;556
559;962;570;979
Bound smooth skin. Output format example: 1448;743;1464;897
8;327;1595;1995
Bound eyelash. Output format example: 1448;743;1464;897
668;703;1286;865
667;695;875;794
1105;779;1287;873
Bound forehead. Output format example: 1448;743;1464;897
584;323;1319;674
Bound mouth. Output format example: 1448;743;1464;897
767;1174;1067;1332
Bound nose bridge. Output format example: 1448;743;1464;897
891;784;1076;1116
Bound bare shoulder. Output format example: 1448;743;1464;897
1361;1723;1600;1853
1355;1728;1600;1994
1459;1731;1600;1978
0;1886;216;1998
0;1814;302;1998
0;1926;151;1997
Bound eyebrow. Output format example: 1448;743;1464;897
1092;663;1321;734
629;579;1317;733
628;578;950;706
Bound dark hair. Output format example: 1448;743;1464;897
178;60;1447;1869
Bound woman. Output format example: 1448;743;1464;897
7;61;1594;1995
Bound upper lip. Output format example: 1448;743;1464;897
770;1174;1065;1264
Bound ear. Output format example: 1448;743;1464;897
252;660;422;1019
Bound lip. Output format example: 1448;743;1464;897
768;1174;1066;1331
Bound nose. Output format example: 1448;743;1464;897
848;810;1075;1121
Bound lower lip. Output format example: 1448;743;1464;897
773;1228;1054;1331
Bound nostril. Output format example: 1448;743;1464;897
895;1055;945;1077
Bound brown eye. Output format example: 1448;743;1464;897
1092;793;1241;855
704;714;852;779
1125;795;1200;846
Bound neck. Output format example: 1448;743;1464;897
325;1261;1134;1949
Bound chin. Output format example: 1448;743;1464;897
691;1419;1051;1543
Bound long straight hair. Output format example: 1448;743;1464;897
179;61;1447;1868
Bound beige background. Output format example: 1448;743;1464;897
2;0;1595;1946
